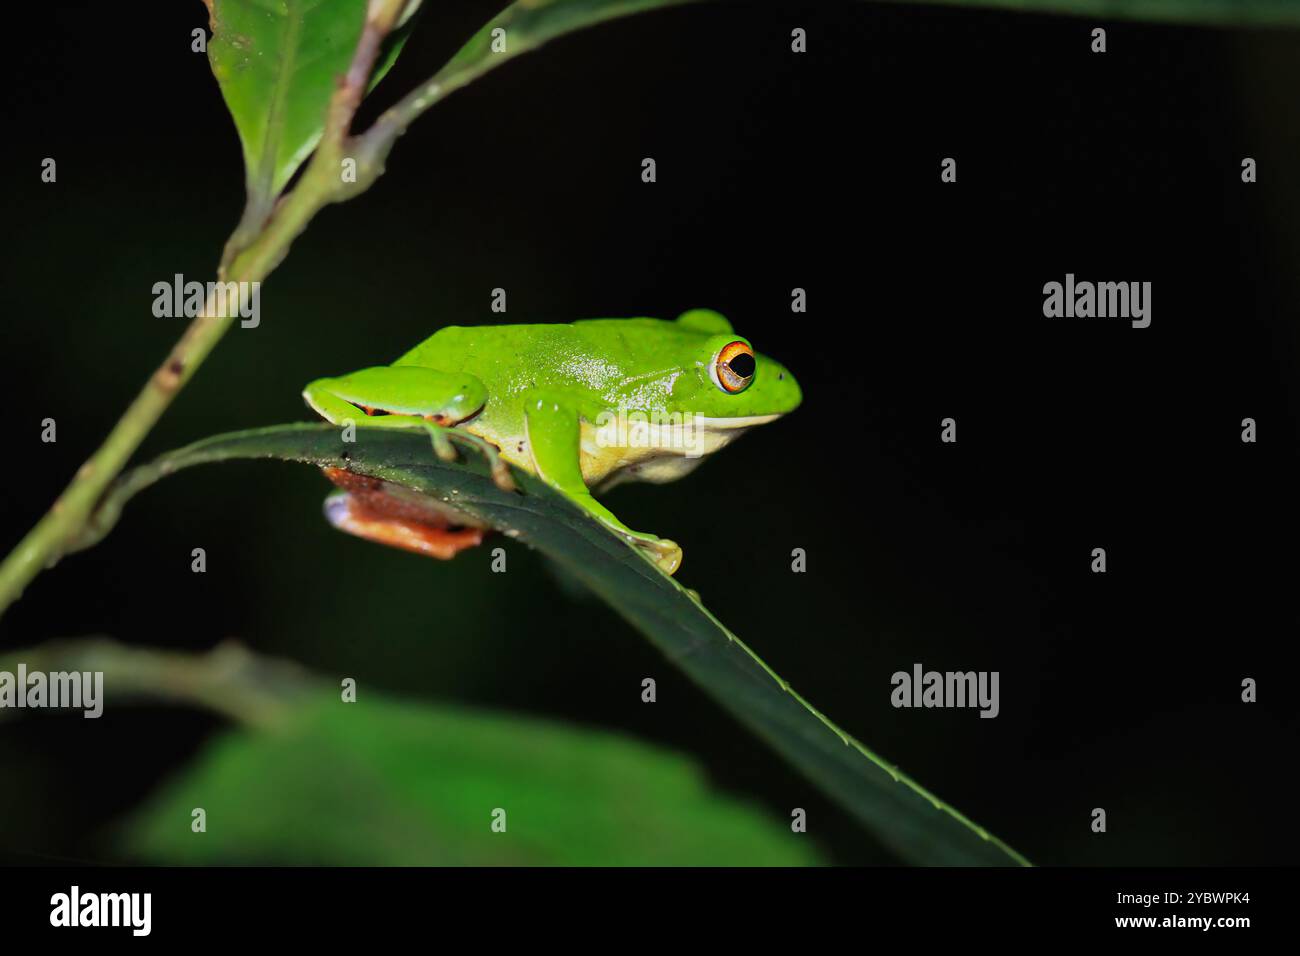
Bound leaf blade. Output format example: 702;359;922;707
123;694;820;866
900;0;1300;24
208;0;414;209
0;639;814;865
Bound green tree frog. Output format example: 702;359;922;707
303;309;801;575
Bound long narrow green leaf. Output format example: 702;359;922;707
418;0;1300;110
895;0;1300;24
84;424;1031;865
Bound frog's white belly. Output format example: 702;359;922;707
464;412;780;491
579;413;780;490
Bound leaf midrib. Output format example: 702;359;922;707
255;0;308;199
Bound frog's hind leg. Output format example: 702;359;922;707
321;467;487;560
303;370;515;492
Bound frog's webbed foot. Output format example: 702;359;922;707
627;534;682;576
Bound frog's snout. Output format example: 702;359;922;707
760;355;802;414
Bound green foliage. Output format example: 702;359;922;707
123;693;818;866
88;425;1031;865
206;0;414;207
15;0;1284;867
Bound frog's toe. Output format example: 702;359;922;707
489;461;517;494
425;428;457;462
445;430;516;493
636;536;682;576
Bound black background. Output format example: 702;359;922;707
1;0;1297;866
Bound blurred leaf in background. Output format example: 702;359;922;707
121;694;818;866
1;639;816;865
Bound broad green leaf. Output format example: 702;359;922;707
84;425;1031;865
124;696;818;866
206;0;416;208
0;640;814;865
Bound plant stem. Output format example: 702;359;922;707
0;300;239;616
354;0;698;174
0;0;681;618
0;1;408;621
0;637;314;729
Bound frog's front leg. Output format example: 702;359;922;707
522;390;683;576
303;367;515;492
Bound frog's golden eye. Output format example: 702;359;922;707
711;340;756;394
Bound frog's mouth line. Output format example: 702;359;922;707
695;413;782;431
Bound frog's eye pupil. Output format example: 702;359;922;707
727;353;756;378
